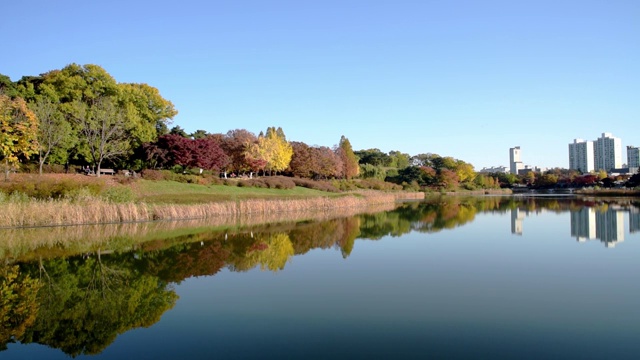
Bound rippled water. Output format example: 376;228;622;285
2;196;640;359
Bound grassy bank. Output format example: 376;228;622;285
0;174;424;228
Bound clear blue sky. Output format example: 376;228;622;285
2;0;639;169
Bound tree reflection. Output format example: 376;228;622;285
0;265;42;350
3;195;639;356
10;255;178;356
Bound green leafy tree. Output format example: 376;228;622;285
72;98;129;176
190;129;208;139
30;97;74;174
15;64;176;166
355;148;390;166
388;150;410;169
0;74;19;97
118;83;177;145
0;95;39;180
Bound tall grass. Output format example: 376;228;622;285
0;191;421;228
0;203;399;262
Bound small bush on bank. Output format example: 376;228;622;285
291;178;339;192
0;175;106;200
140;169;166;180
343;179;403;191
402;181;421;191
332;180;358;191
101;186;135;203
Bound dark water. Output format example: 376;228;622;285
2;196;640;359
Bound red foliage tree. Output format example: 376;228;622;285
288;141;314;178
220;129;257;174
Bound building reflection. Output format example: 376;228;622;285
511;208;526;235
570;207;626;248
511;204;638;248
630;207;640;233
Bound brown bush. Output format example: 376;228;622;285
291;178;340;192
0;174;106;200
141;169;166;180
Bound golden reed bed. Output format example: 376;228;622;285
0;199;410;262
0;191;423;228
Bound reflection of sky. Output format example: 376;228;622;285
6;207;640;359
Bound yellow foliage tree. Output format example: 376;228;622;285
257;127;293;175
0;95;39;180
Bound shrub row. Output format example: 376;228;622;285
0;176;106;200
140;169;224;185
291;178;340;192
331;179;403;191
237;177;296;189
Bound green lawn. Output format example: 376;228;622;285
133;179;341;204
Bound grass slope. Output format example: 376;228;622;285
133;179;342;204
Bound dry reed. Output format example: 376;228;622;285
0;202;399;262
0;192;422;228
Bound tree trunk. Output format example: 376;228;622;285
4;158;9;182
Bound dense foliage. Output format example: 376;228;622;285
1;63;506;190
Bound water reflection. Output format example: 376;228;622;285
1;195;640;357
507;198;640;248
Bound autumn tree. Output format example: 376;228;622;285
221;129;257;175
143;134;229;171
30;96;73;174
454;160;476;183
313;146;343;179
337;135;359;179
438;168;460;189
0;95;39;180
191;136;230;171
288;141;315;178
256;127;293;175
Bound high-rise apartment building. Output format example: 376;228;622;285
594;133;622;172
568;139;594;173
509;146;524;175
628;146;640;169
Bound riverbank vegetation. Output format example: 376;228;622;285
1;64;502;195
0;173;423;227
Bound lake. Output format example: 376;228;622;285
2;195;640;359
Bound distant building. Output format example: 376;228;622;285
478;166;508;173
594;133;622;172
628;146;640;169
509;146;524;175
568;138;594;173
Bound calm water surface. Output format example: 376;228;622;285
2;196;640;359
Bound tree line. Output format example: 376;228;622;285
1;63;496;190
